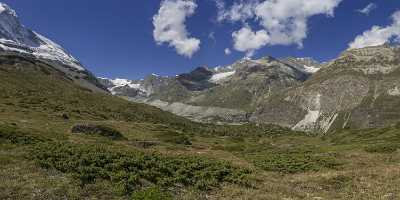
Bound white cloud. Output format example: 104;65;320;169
357;3;377;15
349;10;400;49
232;26;269;57
217;0;342;55
217;0;257;22
224;48;231;55
153;0;200;58
255;0;341;47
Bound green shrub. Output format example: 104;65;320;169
364;144;399;153
253;153;341;174
0;125;48;145
156;130;192;145
71;124;125;140
29;141;251;196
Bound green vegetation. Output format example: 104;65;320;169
0;124;50;145
30;141;250;195
155;130;192;145
71;124;125;140
364;144;400;153
252;153;341;174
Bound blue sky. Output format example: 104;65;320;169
2;0;400;79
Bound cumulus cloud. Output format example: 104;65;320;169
349;10;400;49
357;3;377;15
255;0;341;46
224;48;231;55
217;0;342;55
232;26;269;57
153;0;200;58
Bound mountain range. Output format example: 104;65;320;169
1;1;400;134
99;45;400;133
98;56;320;124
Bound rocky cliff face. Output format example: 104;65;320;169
251;45;400;133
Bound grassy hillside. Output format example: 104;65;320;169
0;56;193;124
0;55;399;199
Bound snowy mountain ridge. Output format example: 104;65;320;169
0;3;107;92
100;54;319;96
0;3;83;71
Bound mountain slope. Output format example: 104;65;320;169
0;3;107;93
251;45;400;132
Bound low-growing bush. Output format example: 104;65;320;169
253;153;341;174
156;130;192;145
0;125;49;145
364;144;399;153
29;141;251;196
71;124;125;140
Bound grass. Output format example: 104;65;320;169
131;187;173;200
1;119;400;199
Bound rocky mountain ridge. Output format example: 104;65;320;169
99;55;321;123
252;44;400;132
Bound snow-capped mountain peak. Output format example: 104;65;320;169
0;3;84;71
0;3;107;92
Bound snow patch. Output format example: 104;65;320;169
214;65;233;72
104;78;149;96
110;78;141;89
0;4;6;13
209;70;235;83
303;65;320;73
0;3;16;17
